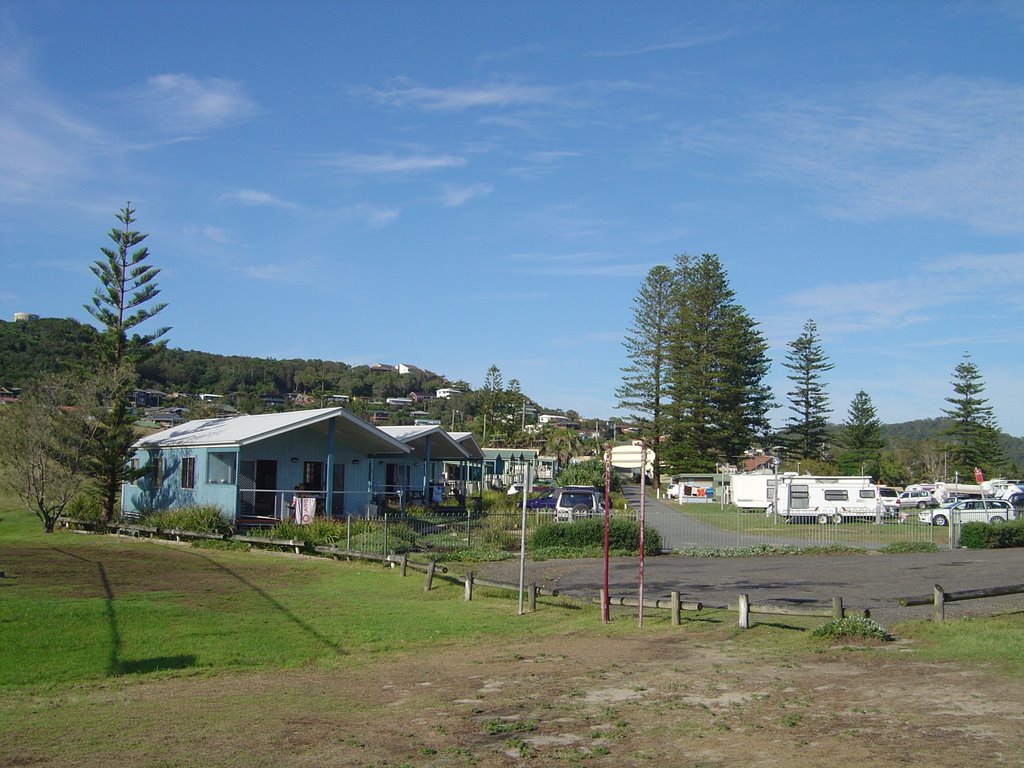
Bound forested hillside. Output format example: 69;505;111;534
2;316;1021;469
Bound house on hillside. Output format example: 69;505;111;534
122;407;411;525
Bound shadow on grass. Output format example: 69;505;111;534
179;548;347;656
51;547;201;678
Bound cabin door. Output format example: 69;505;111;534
254;460;278;517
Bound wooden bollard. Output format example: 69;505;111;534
528;583;537;612
934;584;945;622
738;593;750;629
599;588;607;621
399;553;408;577
832;596;844;620
671;590;681;626
424;561;436;591
464;572;474;602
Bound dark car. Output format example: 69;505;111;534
525;489;557;510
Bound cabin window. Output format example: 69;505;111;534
858;489;876;499
181;456;196;490
824;490;849;501
151;457;164;487
207;452;237;484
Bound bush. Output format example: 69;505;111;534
811;616;892;641
878;541;940;554
961;519;1024;549
139;505;231;534
529;517;661;555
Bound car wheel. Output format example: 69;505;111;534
990;515;1005;523
816;513;829;525
571;504;591;520
933;514;948;527
917;501;927;509
831;513;843;525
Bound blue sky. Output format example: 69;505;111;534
2;2;1023;434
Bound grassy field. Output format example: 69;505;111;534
3;493;1024;767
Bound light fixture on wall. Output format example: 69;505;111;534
351;458;360;465
291;457;299;463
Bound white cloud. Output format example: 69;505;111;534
683;76;1024;234
357;80;557;111
345;203;399;228
133;74;260;132
219;189;297;209
325;152;466;174
509;250;650;278
588;31;738;58
440;183;492;207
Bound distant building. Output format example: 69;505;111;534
436;388;463;399
396;363;422;375
12;312;39;322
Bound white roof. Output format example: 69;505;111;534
378;425;471;460
134;407;410;454
449;431;485;460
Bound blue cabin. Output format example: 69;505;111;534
122;407;412;525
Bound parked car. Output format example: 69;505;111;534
525;488;557;510
919;498;1014;527
553;487;602;522
897;489;939;509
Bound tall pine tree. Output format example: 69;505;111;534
665;254;774;472
616;264;677;487
835;390;885;478
783;319;833;460
941;353;1006;479
84;203;169;521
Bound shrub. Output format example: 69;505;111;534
960;519;1024;549
959;522;989;549
811;616;892;641
529;517;661;555
139;505;231;534
878;541;940;554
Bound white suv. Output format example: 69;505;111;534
920;499;1014;527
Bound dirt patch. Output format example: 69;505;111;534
3;631;1023;767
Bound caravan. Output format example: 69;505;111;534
731;473;886;524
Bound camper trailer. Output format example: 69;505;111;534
731;473;885;524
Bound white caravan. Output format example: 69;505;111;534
730;473;885;524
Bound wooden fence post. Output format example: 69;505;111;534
464;571;474;602
528;583;537;612
671;590;681;627
399;553;408;577
933;584;945;622
832;596;844;620
599;588;606;621
738;593;750;629
424;560;436;591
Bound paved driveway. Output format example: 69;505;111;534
481;548;1024;626
479;484;1024;625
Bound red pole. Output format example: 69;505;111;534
638;442;646;627
602;443;611;624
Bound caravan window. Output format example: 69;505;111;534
824;489;849;501
789;484;810;509
858;489;876;499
